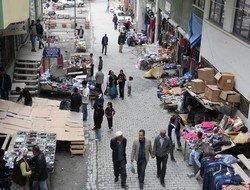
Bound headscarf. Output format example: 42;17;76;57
16;148;28;163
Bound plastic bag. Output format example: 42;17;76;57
128;162;135;174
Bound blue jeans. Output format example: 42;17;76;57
33;180;48;190
96;129;101;141
188;150;202;168
31;35;36;51
82;103;88;120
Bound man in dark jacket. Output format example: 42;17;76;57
152;129;171;187
118;32;125;53
173;110;185;151
112;14;118;30
101;34;108;55
110;131;128;189
168;116;177;162
117;69;126;100
36;19;44;49
77;26;84;39
0;67;11;100
31;145;48;190
16;87;32;106
70;87;82;112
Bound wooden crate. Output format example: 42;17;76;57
70;141;85;155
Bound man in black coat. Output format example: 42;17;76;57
70;87;82;112
118;32;125;53
36;19;44;49
101;34;108;55
0;67;11;100
110;131;128;189
16;87;32;106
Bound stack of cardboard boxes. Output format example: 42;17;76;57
190;68;240;104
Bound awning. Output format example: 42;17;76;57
168;19;179;28
188;13;203;48
177;26;189;40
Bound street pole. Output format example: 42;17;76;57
74;0;76;36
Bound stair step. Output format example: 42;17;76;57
16;60;40;66
13;79;39;83
25;85;39;89
14;73;39;77
15;67;40;71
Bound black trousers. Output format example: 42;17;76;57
169;142;175;160
119;83;125;98
176;131;182;148
102;45;107;55
156;155;168;184
107;117;113;129
113;159;127;185
137;159;147;185
95;83;102;91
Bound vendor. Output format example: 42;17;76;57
0;149;10;189
188;131;203;168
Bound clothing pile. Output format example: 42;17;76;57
163;72;192;87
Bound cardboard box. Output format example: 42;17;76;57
191;79;205;93
205;85;221;102
220;91;241;103
204;79;217;85
198;68;215;81
214;72;235;91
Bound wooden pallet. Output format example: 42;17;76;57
70;141;85;155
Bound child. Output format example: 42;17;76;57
105;102;115;131
188;131;203;168
94;104;104;141
127;76;133;96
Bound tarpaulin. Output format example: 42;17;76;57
188;13;203;48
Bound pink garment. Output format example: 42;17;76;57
202;122;215;129
127;80;132;87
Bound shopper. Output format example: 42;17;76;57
152;129;171;187
29;20;37;52
94;104;104;141
16;87;32;106
98;56;103;69
109;71;118;88
127;76;133;96
110;81;118;99
118;32;125;53
81;81;90;121
90;53;94;77
0;67;12;100
110;131;128;189
188;131;203;168
36;19;44;49
70;87;82;112
131;129;152;190
112;14;118;30
101;34;108;56
11;148;32;190
105;102;115;131
0;149;10;189
93;88;104;110
168;116;177;162
125;19;131;31
117;69;126;100
95;66;104;91
173;110;185;151
77;26;84;39
30;145;48;190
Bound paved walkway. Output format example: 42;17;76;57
85;0;202;189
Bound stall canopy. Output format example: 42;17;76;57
188;13;203;48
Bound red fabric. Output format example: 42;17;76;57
180;38;186;48
202;122;215;129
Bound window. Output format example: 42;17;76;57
209;0;225;26
193;0;205;10
233;0;250;41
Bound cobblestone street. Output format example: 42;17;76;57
85;0;202;189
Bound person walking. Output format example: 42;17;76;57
152;129;171;187
0;67;11;100
131;129;152;190
127;76;133;96
70;87;82;112
98;56;103;69
77;26;84;39
118;32;125;53
173;110;185;151
92;88;104;131
94;104;104;141
113;14;118;30
29;20;37;52
30;145;48;190
102;34;108;55
16;87;32;106
81;81;89;121
168;116;177;162
117;69;126;100
95;66;104;91
36;19;44;49
90;53;94;77
105;102;115;131
110;131;128;189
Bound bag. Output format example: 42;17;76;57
221;134;232;145
128;162;135;174
104;86;110;96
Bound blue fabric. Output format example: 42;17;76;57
188;13;202;48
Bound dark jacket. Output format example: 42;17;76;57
117;73;126;84
168;123;175;142
93;94;104;110
17;88;32;105
102;36;108;45
31;152;48;181
12;158;28;186
110;137;127;163
174;115;184;132
77;28;84;37
0;159;8;179
0;73;11;90
113;15;118;24
152;135;171;158
94;107;104;129
70;93;82;112
36;23;44;35
118;34;125;45
109;75;117;87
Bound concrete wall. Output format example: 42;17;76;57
0;1;3;29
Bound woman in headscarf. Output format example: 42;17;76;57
11;148;32;190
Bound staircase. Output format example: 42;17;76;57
13;59;40;95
